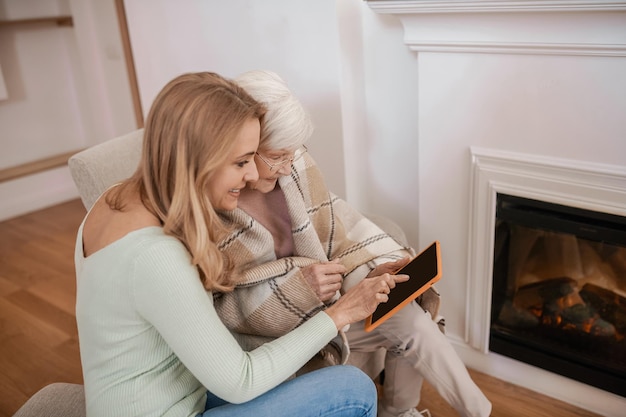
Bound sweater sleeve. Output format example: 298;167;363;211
132;239;338;404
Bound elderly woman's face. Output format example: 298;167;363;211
207;118;260;211
247;148;297;193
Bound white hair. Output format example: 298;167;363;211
235;70;313;151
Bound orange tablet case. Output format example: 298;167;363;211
364;241;441;332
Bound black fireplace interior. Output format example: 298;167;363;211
490;193;626;398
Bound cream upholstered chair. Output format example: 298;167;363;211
68;128;144;210
12;383;85;417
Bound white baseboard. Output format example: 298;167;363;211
0;166;80;222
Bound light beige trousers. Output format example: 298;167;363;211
346;301;492;417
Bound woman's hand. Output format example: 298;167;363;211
301;260;346;302
324;273;409;330
366;257;411;278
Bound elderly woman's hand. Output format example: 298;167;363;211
324;273;409;330
301;260;346;302
366;257;411;278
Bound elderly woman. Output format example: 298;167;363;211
75;71;404;417
214;70;492;417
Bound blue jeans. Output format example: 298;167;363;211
199;365;377;417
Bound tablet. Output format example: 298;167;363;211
364;241;441;332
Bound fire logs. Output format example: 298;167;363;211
498;277;618;338
580;283;626;337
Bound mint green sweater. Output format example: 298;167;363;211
75;224;338;417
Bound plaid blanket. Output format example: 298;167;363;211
214;152;414;362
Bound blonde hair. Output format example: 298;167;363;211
235;70;313;151
108;72;266;292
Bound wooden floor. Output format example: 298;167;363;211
0;199;604;417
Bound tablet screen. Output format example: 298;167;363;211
366;241;441;332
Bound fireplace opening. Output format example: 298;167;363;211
490;193;626;397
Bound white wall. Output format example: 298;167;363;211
357;7;420;244
0;0;135;221
0;0;410;225
124;0;348;198
123;0;426;241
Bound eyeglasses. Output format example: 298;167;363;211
255;145;308;172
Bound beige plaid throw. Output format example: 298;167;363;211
214;153;414;362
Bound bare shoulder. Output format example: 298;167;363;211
82;191;160;257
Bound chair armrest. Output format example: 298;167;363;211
13;383;85;417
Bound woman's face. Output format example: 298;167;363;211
208;117;260;210
247;148;296;193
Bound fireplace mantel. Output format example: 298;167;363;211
367;0;626;56
367;0;626;13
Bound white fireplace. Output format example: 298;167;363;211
468;146;626;398
467;147;626;353
366;1;626;415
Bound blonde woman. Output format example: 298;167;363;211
75;71;405;417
